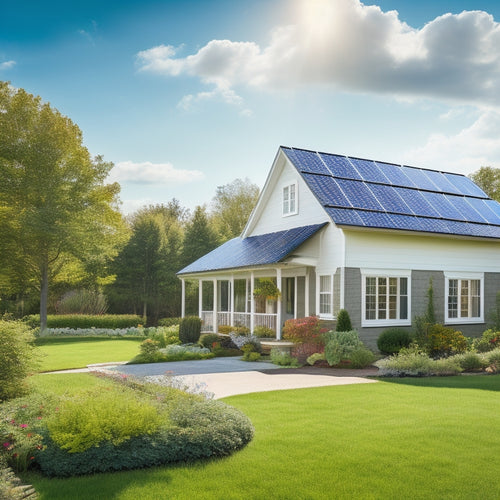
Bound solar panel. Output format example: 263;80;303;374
466;198;500;225
287;148;331;175
445;195;488;224
484;199;500;222
400;166;438;191
393;187;439;217
302;173;351;207
319;153;362;180
356;211;395;229
325;207;365;226
334;178;384;211
443;172;487;198
374;161;416;188
367;183;411;214
421;191;466;220
422;169;462;195
348;157;391;184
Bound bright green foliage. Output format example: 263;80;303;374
306;352;326;365
323;330;362;366
252;326;275;338
179;316;202;344
241;345;261;362
0;321;38;401
473;328;500;352
469;166;500;202
377;328;412;354
130;344;214;364
484;348;500;370
0;83;127;332
270;348;300;367
487;291;500;330
426;324;468;357
348;347;376;368
158;317;182;327
454;351;486;372
335;309;353;332
24;314;143;329
147;325;179;348
55;289;108;315
413;278;437;343
46;388;164;453
198;333;221;348
218;325;250;335
140;339;160;356
210;178;259;240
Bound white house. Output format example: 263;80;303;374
178;146;500;348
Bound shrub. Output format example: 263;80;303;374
270;348;300;367
323;330;362;366
292;342;324;364
253;326;275;338
241;345;261;362
55;289;108;315
179;316;202;344
140;339;160;356
198;333;221;349
306;352;326;366
426;324;468;357
473;329;500;353
218;325;250;335
147;325;180;347
349;347;376;369
24;314;144;329
282;316;324;344
0;321;38;402
157;317;182;327
229;333;262;353
377;328;412;355
487;291;500;331
484;348;500;371
37;327;145;338
453;351;486;372
130;344;214;364
431;357;463;376
335;309;353;332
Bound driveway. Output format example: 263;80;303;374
107;358;378;399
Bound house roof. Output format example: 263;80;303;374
283;146;500;239
177;223;326;275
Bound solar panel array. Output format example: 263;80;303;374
178;223;327;275
283;147;500;239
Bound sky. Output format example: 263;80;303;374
1;0;500;214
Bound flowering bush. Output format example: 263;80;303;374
282;316;325;344
473;329;500;353
425;324;468;357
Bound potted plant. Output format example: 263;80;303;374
253;278;281;300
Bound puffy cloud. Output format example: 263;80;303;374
108;161;204;184
136;0;500;107
0;60;16;70
403;110;500;174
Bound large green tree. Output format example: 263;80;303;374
0;82;127;331
469;166;500;201
211;178;260;240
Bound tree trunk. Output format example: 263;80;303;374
40;259;49;336
142;300;147;324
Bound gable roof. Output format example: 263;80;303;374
282;146;500;239
178;223;326;276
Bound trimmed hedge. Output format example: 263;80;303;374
179;316;202;344
377;328;412;355
24;314;144;329
36;399;254;477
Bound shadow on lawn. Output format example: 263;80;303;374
379;374;500;392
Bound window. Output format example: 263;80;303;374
362;271;410;327
445;273;483;323
319;275;332;316
282;182;298;216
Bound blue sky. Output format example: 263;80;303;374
1;0;500;214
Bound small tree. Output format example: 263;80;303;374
179;316;202;344
488;291;500;330
336;309;352;332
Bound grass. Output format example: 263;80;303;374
22;373;500;499
35;337;143;371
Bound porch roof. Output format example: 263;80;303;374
177;223;326;276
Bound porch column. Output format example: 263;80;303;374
305;269;310;317
250;271;255;333
230;274;235;326
276;268;282;340
294;276;298;320
213;279;218;333
198;279;203;319
181;279;186;318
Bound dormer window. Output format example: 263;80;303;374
282;182;298;216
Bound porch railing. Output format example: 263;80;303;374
201;311;277;334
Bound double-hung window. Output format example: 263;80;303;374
445;273;483;323
362;270;411;327
319;275;333;317
282;182;298;216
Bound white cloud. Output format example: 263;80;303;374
136;0;500;107
403;110;500;174
0;60;16;70
108;161;204;184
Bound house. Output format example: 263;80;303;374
177;146;500;348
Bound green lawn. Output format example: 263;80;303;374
35;337;143;371
24;373;500;499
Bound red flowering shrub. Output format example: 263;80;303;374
282;316;325;344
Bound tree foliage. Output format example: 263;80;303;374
469;166;500;201
0;82;127;331
211;178;259;240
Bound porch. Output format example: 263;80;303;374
180;267;315;340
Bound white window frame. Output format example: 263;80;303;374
282;181;298;217
318;274;334;319
361;269;411;327
444;272;484;324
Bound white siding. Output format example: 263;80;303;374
249;156;329;236
344;229;500;273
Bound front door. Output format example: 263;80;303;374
283;277;295;323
